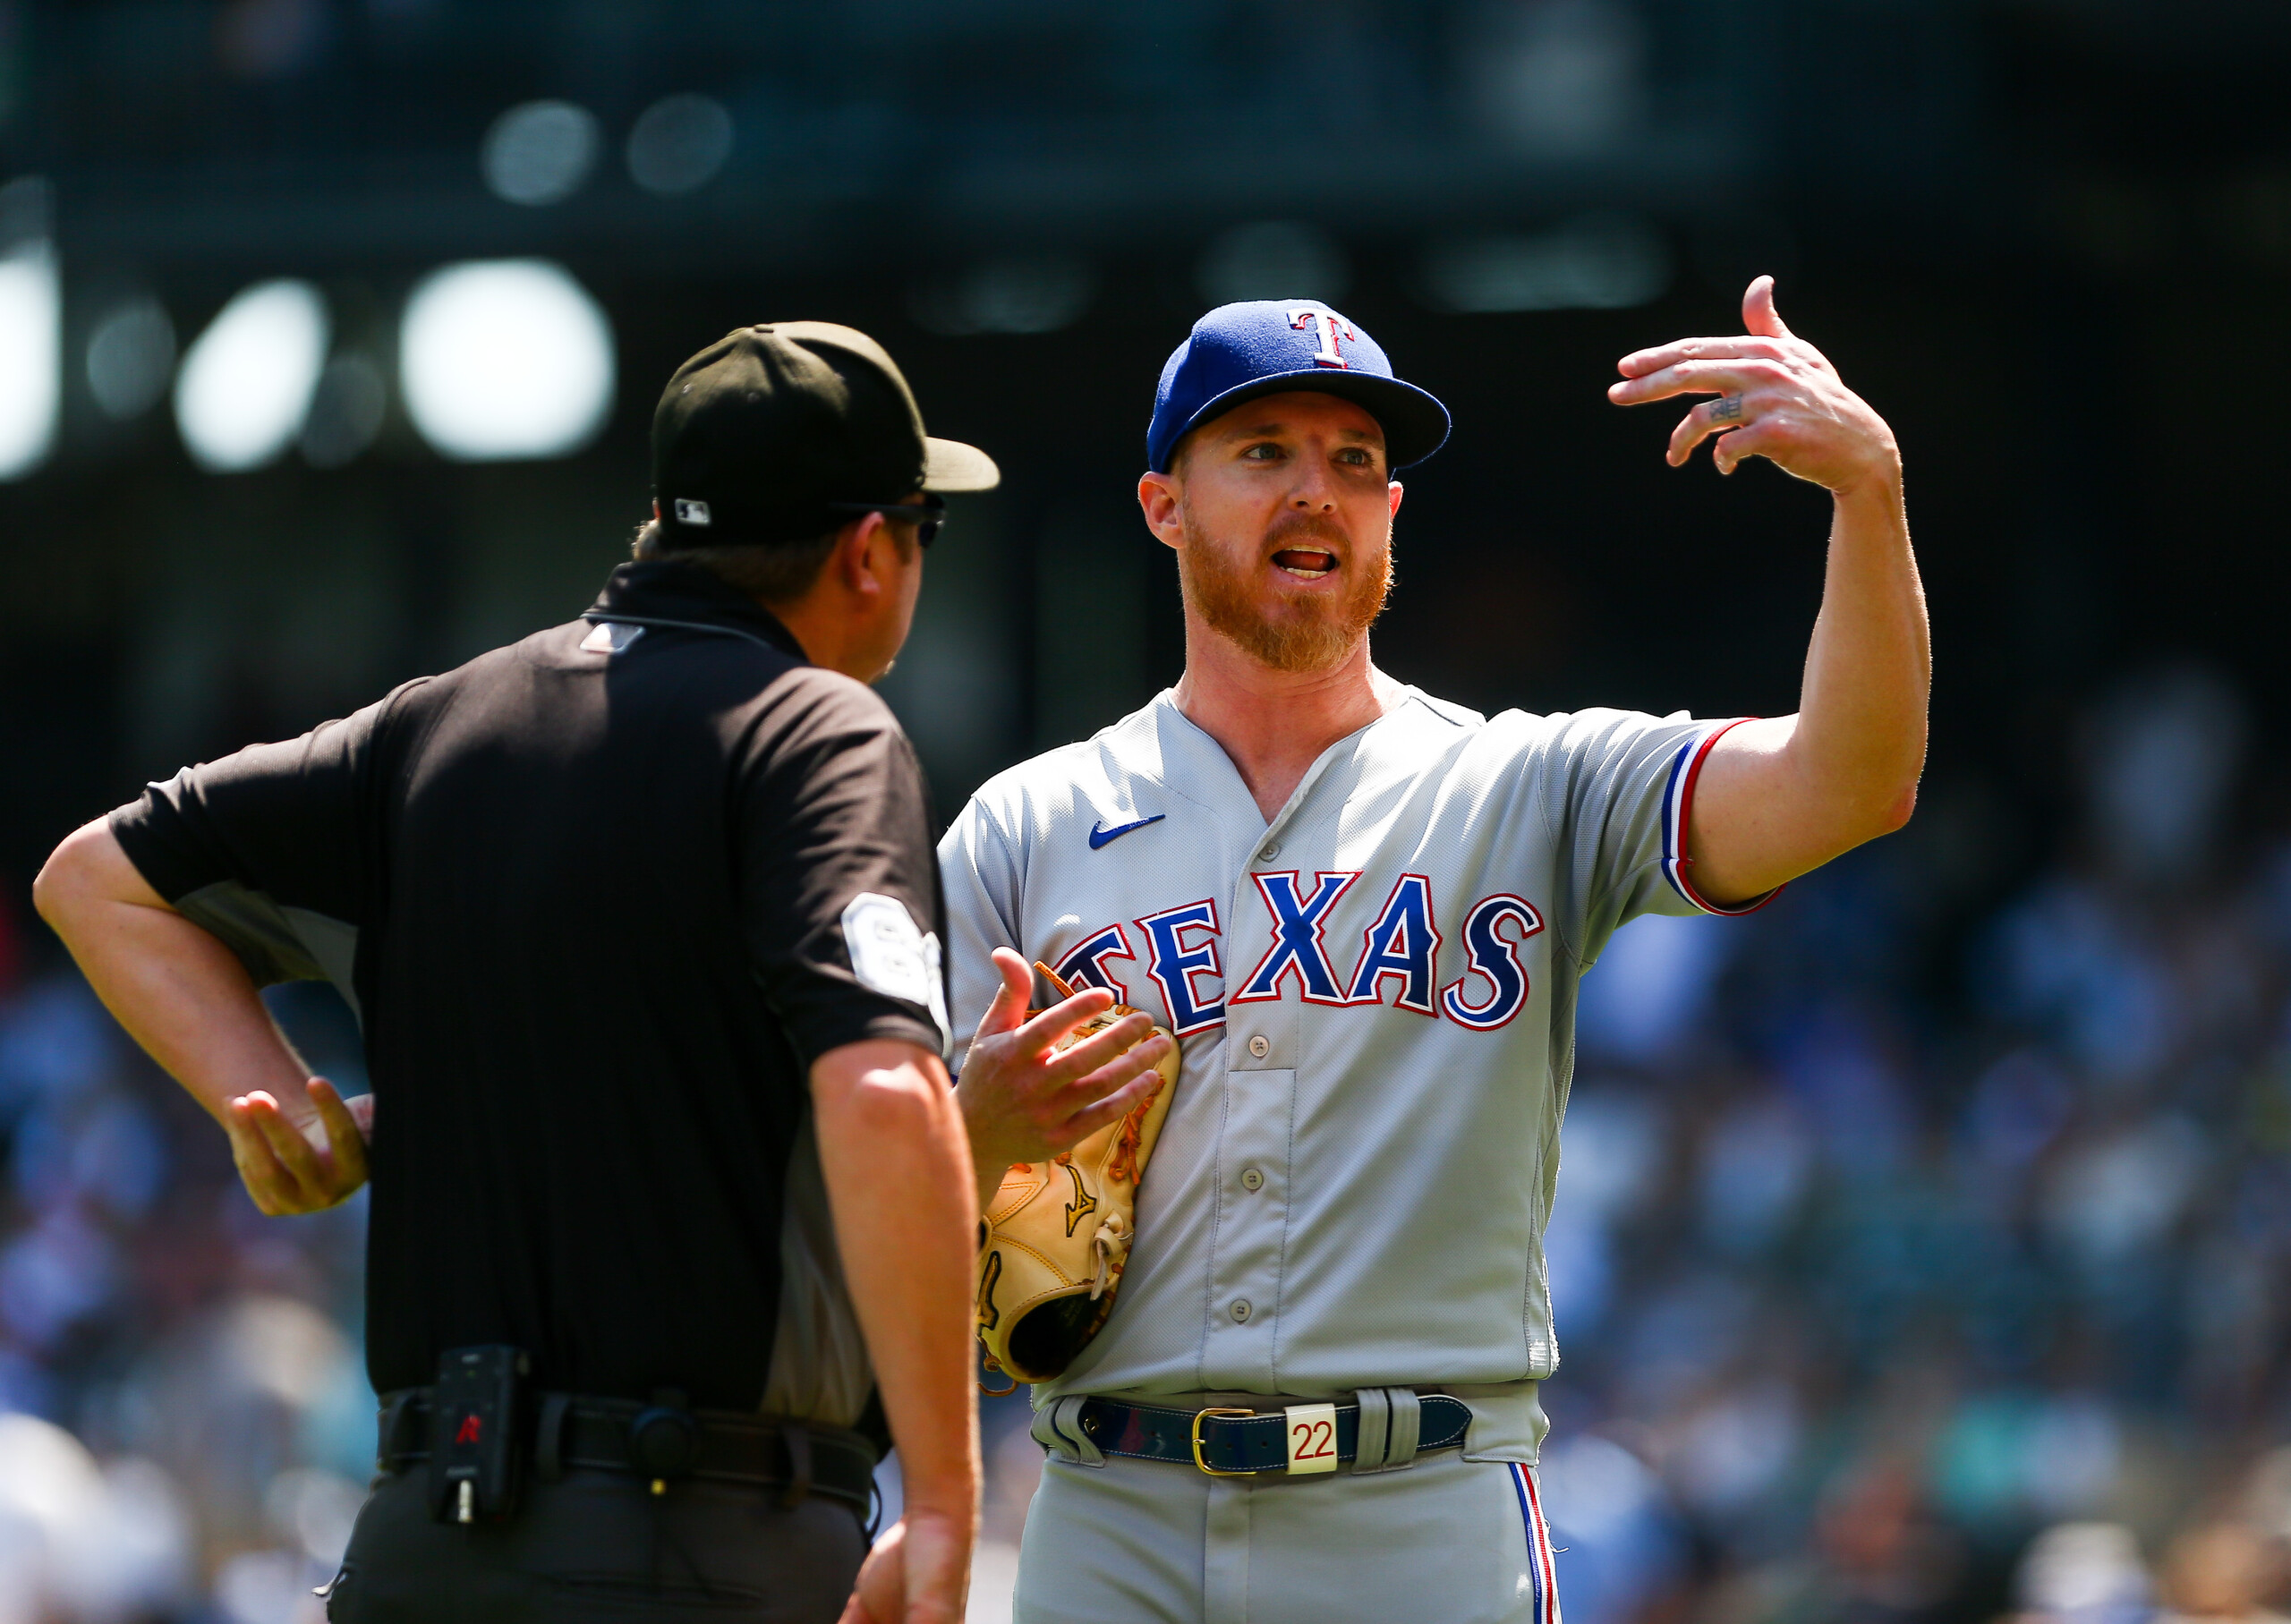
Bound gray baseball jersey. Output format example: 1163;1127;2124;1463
941;686;1768;1414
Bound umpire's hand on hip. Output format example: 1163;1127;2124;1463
228;1079;372;1215
33;818;375;1218
955;947;1173;1210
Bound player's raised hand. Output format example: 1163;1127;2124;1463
955;947;1173;1178
1607;276;1900;496
226;1076;372;1215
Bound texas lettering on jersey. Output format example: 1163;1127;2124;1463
1052;872;1546;1037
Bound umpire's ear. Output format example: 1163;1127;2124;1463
830;512;898;599
767;511;900;681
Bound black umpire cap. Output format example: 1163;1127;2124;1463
652;322;1000;550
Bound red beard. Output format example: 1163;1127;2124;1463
1177;509;1393;675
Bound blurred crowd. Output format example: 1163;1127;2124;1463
0;922;370;1623
7;663;2291;1624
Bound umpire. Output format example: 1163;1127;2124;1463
35;324;992;1624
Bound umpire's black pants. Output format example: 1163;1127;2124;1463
326;1467;869;1623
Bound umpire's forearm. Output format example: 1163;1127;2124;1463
810;1040;982;1523
34;819;315;1129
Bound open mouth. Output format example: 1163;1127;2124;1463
1272;548;1337;580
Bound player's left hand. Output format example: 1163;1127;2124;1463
226;1076;372;1215
1607;276;1901;497
956;948;1172;1177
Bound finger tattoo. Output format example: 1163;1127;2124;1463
1712;395;1745;421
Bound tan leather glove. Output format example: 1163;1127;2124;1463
975;964;1181;1389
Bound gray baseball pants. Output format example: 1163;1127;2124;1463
1011;1443;1561;1624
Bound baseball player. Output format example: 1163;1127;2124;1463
942;280;1927;1622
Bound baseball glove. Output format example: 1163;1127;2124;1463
975;963;1181;1390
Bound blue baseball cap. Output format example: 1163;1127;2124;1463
1146;300;1451;475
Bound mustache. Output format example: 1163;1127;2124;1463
1265;512;1348;551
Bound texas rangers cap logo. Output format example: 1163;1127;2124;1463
1288;307;1356;369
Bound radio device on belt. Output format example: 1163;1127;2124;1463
429;1345;529;1524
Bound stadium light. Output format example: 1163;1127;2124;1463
398;259;614;463
626;94;734;196
173;279;330;472
481;100;600;207
86;297;177;421
0;178;58;481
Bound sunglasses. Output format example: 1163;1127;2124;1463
827;498;948;549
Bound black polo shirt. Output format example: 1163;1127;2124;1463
109;560;949;1416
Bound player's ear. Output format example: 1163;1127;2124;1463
1388;480;1403;521
1137;471;1185;551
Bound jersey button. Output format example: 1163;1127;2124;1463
1247;1034;1271;1059
1230;1298;1253;1323
1257;843;1281;862
1240;1167;1265;1192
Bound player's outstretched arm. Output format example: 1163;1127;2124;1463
32;819;371;1214
1608;276;1929;905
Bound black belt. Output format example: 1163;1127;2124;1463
378;1390;877;1511
1073;1395;1471;1475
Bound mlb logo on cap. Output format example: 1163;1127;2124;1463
1146;300;1452;475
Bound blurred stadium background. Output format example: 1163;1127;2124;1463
1;1;2289;1620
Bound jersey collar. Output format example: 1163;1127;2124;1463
588;560;809;661
1149;686;1426;843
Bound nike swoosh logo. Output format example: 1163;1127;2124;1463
1088;814;1166;850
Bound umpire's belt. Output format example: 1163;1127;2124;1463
377;1389;876;1510
1062;1391;1471;1475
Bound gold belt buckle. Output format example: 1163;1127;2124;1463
1191;1407;1257;1476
